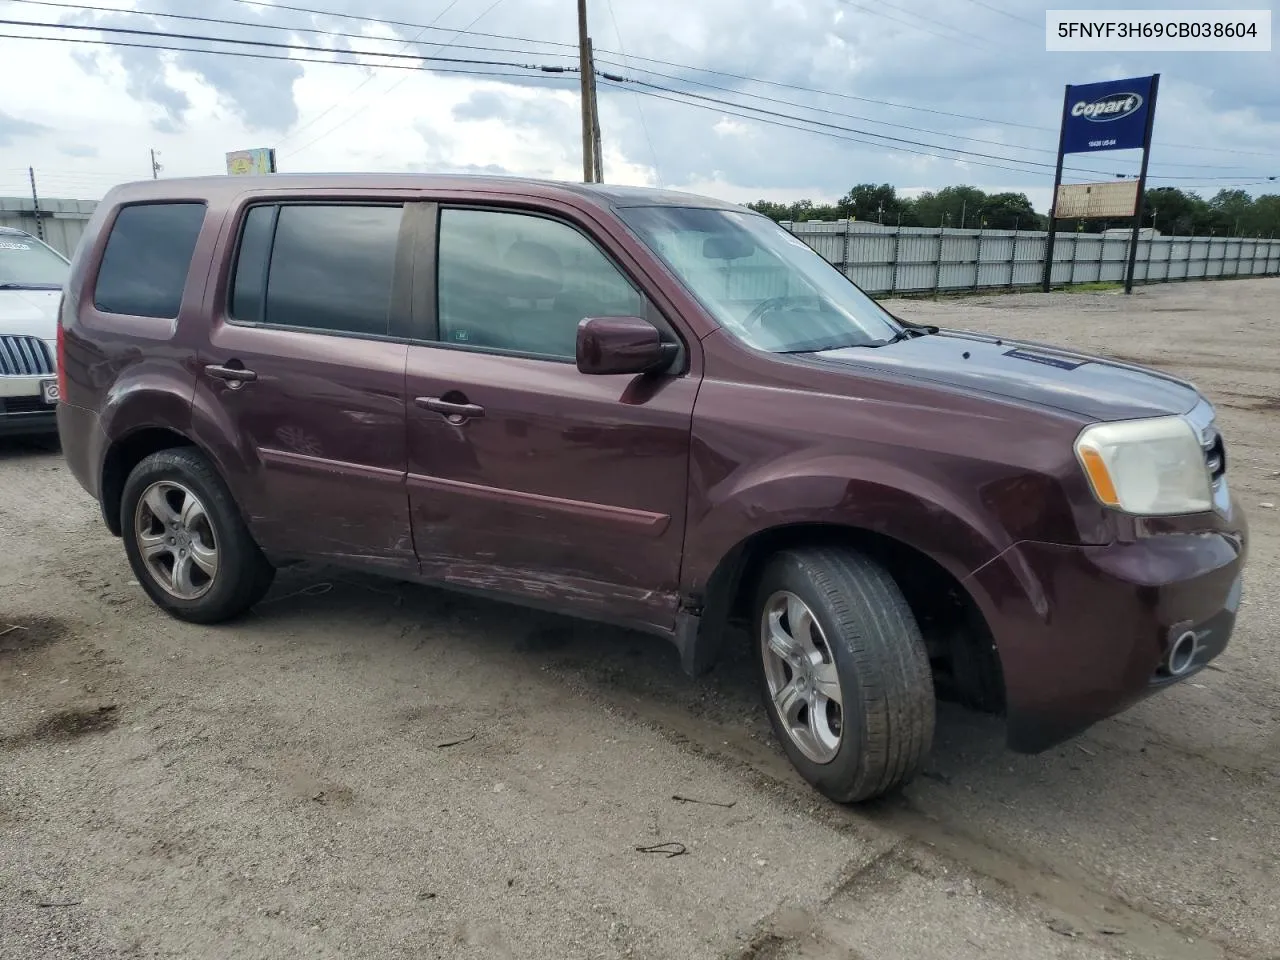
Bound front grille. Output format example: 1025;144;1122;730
0;396;52;414
0;336;54;376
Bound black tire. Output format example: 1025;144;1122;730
753;547;935;803
120;447;275;624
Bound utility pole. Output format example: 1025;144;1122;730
585;36;603;182
28;167;44;241
150;148;162;179
577;0;595;183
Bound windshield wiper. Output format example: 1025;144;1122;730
885;313;939;338
0;282;61;290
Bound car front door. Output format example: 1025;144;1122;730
404;203;698;631
194;199;416;568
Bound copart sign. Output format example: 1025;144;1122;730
1060;75;1155;154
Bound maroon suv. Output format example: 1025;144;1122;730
56;175;1247;802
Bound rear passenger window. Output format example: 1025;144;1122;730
94;202;206;318
230;204;403;337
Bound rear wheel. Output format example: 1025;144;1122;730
121;448;274;623
753;547;935;803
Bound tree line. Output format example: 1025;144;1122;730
747;183;1280;236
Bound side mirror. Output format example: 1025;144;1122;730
576;316;677;376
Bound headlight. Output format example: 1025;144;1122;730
1075;416;1211;516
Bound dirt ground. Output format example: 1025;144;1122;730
2;278;1277;960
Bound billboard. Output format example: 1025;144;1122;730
226;148;278;175
1053;181;1140;219
1060;76;1155;154
1045;74;1159;294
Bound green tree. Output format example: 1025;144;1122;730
1142;187;1212;234
746;200;793;222
977;192;1043;230
1246;194;1280;236
1208;188;1255;235
745;199;843;223
908;185;988;228
837;183;908;223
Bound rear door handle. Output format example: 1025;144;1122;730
205;364;258;384
416;396;485;422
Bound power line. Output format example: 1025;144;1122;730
0;16;560;69
601;76;1278;184
227;0;576;51
11;2;1277;174
0;29;579;82
6;21;1268;186
953;0;1041;28
3;0;568;59
204;0;1277;164
596;52;1278;163
614;76;1065;170
596;57;1255;173
281;0;511;160
602;0;661;184
606;75;1276;182
598;80;1069;179
278;0;467;148
835;0;1002;50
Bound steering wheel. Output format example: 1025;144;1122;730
743;296;795;329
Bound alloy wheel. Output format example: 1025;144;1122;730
134;480;219;600
760;590;845;763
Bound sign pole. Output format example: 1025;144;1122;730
1041;84;1071;293
1123;73;1160;295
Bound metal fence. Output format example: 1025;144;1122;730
784;220;1280;296
0;196;97;258
5;194;1280;295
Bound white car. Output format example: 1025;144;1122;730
0;226;66;438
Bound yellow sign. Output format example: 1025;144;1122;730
1054;181;1139;219
225;148;277;176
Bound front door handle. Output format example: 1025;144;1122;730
205;364;258;384
416;396;485;422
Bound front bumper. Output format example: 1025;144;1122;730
1;374;59;436
969;504;1247;753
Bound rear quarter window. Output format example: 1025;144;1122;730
93;202;207;318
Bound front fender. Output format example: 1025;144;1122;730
681;456;1016;596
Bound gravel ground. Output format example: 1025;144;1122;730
2;278;1277;960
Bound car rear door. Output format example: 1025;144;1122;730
404;201;698;631
192;198;417;568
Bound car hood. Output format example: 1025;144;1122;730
0;289;60;340
806;329;1200;421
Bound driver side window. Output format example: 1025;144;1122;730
437;208;644;360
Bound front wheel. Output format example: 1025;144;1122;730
754;548;935;803
120;447;275;623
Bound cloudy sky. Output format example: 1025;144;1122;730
0;0;1277;211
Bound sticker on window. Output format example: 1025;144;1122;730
0;241;33;250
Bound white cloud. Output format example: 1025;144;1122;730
0;0;1276;211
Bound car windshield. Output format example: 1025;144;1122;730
616;205;902;353
0;234;69;289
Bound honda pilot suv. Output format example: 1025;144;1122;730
1;226;65;436
57;176;1247;803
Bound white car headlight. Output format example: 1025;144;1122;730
1075;416;1212;516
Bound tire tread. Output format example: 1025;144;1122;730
759;547;935;803
121;447;274;624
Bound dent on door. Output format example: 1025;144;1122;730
406;352;695;631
